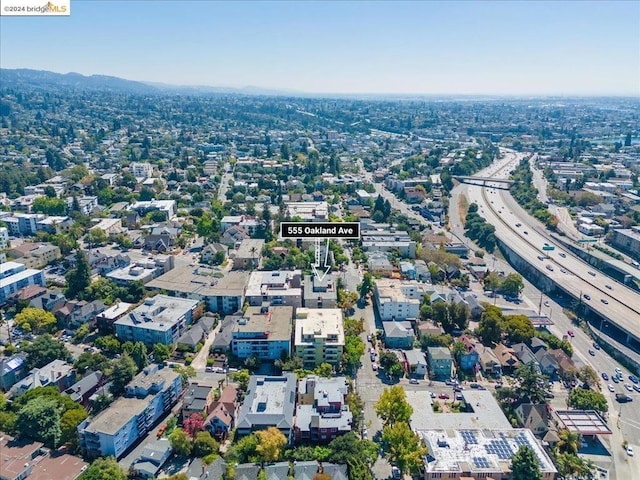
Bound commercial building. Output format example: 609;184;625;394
236;374;297;440
419;428;556;480
294;308;344;368
374;279;423;321
0;261;45;305
78;364;182;459
114;295;200;346
245;270;303;308
146;267;248;314
231;305;294;361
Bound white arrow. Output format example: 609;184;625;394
312;238;331;281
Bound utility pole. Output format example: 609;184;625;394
538;294;544;316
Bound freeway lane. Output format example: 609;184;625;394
467;153;640;354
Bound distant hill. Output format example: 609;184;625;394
0;68;159;94
0;68;301;96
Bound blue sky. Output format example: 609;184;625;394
1;1;638;95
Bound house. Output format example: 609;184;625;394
464;295;485;319
64;371;105;408
404;350;428;378
221;225;250;245
399;261;416;280
236;374;296;439
414;260;432;282
530;337;548;353
0;353;28;391
515;403;550;437
475;343;502;376
176;323;206;352
294;461;322;480
382;321;415;349
211;314;239;353
512;343;540;372
549;348;577;380
206;385;239;440
182;381;216;420
457;335;480;372
130;439;172;479
294;376;352;444
493;344;519;373
56;299;106;328
185;458;227;480
7;359;76;399
232;239;265;270
321;464;348;480
427;347;453;379
235;463;261;480
535;349;559;378
29;289;66;312
367;252;394;278
201;243;227;264
265;462;291;480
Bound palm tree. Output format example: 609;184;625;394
557;429;581;455
249;246;257;269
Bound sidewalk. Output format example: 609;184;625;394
191;320;222;372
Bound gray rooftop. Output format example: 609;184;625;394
234;305;293;342
114;294;198;332
147;266;249;297
236;373;297;432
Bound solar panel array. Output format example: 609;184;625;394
484;438;514;460
461;431;478;444
514;433;545;465
473;456;491;469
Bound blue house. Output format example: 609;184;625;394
399;262;416;280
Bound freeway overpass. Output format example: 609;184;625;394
454;175;514;189
468;155;640;370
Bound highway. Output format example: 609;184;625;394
465;152;640;356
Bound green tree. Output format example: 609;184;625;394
381;422;428;475
511;446;542;480
229;369;250;391
109;354;137;395
343;335;365;371
170;428;193;457
576;365;599;390
514;362;547;404
327;432;378;467
65;249;91;299
130;341;149;371
483;271;502;292
32;196;68;215
193;431;220;458
503;315;535;344
375;386;413;427
74;352;112;375
86;228;108;246
78;457;127;480
477;305;504;346
94;335;122;354
568;388;608;415
556;429;581;455
60;408;88;450
14;308;57;334
15;396;62;448
153;343;172;363
314;362;334;378
255;426;287;463
24;334;72;370
499;273;524;297
358;273;374;299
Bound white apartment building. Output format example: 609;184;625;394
131;162;154;179
294;308;344;368
374;278;423;321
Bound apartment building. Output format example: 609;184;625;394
374;278;423;321
245;270;303;308
231;305;293;361
294;308;344;368
0;261;46;305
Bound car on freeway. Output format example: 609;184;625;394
537;256;545;261
544;301;550;307
613;376;620;383
605;284;613;290
439;393;450;399
616;393;633;403
560;268;567;274
589;349;596;356
602;372;609;381
634;384;640;393
627;445;634;457
625;383;633;392
629;375;639;384
559;252;566;258
409;379;419;384
524;231;528;235
588;271;596;276
515;223;522;227
567;330;575;338
608;384;615;392
615;367;623;375
601;298;609;304
583;294;591;300
593;343;601;350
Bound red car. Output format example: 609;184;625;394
438;393;450;399
567;330;575;338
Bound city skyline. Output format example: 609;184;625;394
1;0;639;96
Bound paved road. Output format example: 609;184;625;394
191;320;222;372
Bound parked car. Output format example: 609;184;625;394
409;379;419;384
439;393;450;399
157;424;167;438
608;384;615;392
567;330;575;338
372;363;378;371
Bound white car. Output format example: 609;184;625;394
627;445;634;456
625;383;633;392
608;384;615;392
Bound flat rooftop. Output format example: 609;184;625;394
234;305;293;341
408;390;511;431
246;270;302;298
420;428;556;475
295;308;344;346
553;410;612;435
82;396;150;435
114;294;198;332
147;266;248;297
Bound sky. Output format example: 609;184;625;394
1;0;639;96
